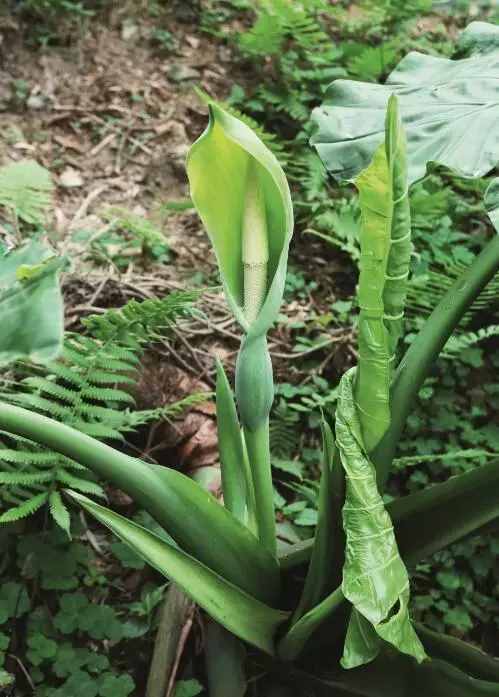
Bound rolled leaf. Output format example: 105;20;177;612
0;241;64;366
187;103;293;335
354;96;411;452
335;369;425;668
278;462;499;660
68;491;288;655
311;21;499;185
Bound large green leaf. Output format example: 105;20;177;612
0;241;64;366
335;370;425;668
416;624;499;683
281;461;499;574
0;401;280;604
292;651;499;697
354;96;411;452
311;22;499;185
187;102;293;336
68;492;288;655
390;461;499;566
485;178;499;233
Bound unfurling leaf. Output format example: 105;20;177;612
353;96;411;452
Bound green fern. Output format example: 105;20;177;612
239;0;331;57
442;325;499;358
270;399;301;458
83;289;201;347
406;265;499;327
0;160;53;225
102;207;170;261
347;42;398;80
0;291;201;534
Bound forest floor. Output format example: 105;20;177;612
0;2;498;695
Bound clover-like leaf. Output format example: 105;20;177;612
311;21;499;185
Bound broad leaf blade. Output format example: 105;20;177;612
0;241;64;366
416;623;499;683
311;21;499;185
0;160;53;224
0;401;280;604
294;651;499;697
68;491;288;655
485;178;499;233
391;461;499;567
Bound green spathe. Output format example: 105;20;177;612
187;103;293;335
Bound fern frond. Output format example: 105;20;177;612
0;471;53;485
442;325;499;358
406;265;499;327
71;421;124;440
21;377;80;404
83;291;200;345
49;490;71;536
270;400;301;457
2;393;71;418
55;470;105;497
0;449;56;465
0;290;201;533
80;386;135;403
0;492;49;523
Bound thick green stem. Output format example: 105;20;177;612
374;234;499;489
244;419;276;557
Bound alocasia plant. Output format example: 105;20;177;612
0;21;498;697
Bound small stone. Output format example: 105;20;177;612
59;167;83;188
167;64;201;82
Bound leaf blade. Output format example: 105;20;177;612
67;491;288;655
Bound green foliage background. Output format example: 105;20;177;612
0;0;498;693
